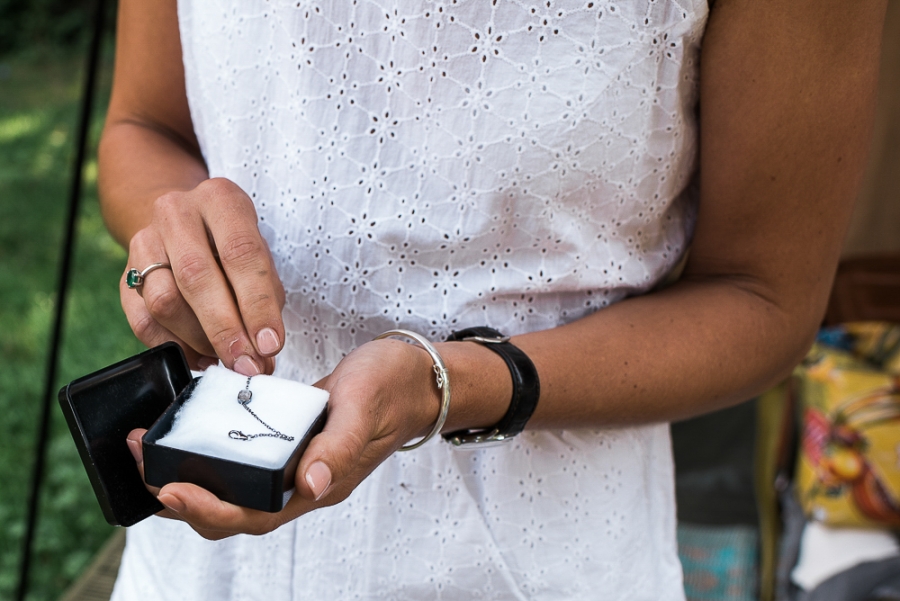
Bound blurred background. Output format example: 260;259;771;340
0;1;898;600
1;1;144;600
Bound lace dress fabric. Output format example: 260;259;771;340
113;0;708;598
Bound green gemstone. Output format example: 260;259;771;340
126;268;141;288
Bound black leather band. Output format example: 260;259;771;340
442;327;540;446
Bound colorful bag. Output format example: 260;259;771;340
794;322;900;529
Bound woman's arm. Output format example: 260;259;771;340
99;0;205;243
100;0;284;374
443;0;888;430
286;0;889;523
111;0;887;537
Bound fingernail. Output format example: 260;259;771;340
197;356;218;370
159;493;185;514
233;355;261;376
305;462;332;501
126;438;143;463
229;339;245;360
256;327;280;355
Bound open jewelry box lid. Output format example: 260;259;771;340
58;342;193;527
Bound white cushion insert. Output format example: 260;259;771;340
156;363;328;469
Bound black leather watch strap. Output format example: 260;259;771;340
442;327;540;446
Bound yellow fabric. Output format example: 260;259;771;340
794;322;900;529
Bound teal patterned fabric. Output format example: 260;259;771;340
678;524;758;601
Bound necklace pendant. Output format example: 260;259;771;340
228;375;293;442
237;389;252;404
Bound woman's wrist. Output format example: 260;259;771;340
432;340;512;435
373;333;517;449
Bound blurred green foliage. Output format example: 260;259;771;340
0;0;98;57
0;48;145;600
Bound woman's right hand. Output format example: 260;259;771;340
120;177;285;375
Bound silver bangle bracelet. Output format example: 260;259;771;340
373;329;451;452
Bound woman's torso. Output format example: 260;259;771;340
180;0;706;382
112;1;708;598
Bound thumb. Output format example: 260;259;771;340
295;393;374;503
126;428;148;466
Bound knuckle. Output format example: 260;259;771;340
241;290;276;314
129;312;160;345
201;178;255;215
249;516;281;536
128;228;151;256
152;190;184;218
201;178;253;211
331;431;368;477
200;177;237;197
218;232;264;267
208;324;245;349
173;251;215;291
144;285;183;322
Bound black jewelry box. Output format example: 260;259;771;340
58;342;192;527
59;342;329;524
142;378;327;513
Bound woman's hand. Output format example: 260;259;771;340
127;337;442;540
120;177;285;374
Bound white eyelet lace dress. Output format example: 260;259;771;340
112;0;708;599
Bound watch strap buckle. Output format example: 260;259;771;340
444;428;514;448
459;335;510;345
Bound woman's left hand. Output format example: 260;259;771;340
127;337;443;540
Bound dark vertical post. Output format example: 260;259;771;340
15;0;107;598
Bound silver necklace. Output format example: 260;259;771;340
228;376;295;442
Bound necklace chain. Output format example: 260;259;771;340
228;376;295;442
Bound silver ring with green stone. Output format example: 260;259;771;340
125;263;171;289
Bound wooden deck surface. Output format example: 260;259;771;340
58;530;125;601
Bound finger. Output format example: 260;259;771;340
128;230;217;357
152;184;268;375
155;481;283;536
126;428;164;502
141;277;218;358
121;278;213;369
199;178;286;359
125;430;241;536
295;384;386;503
299;338;446;502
